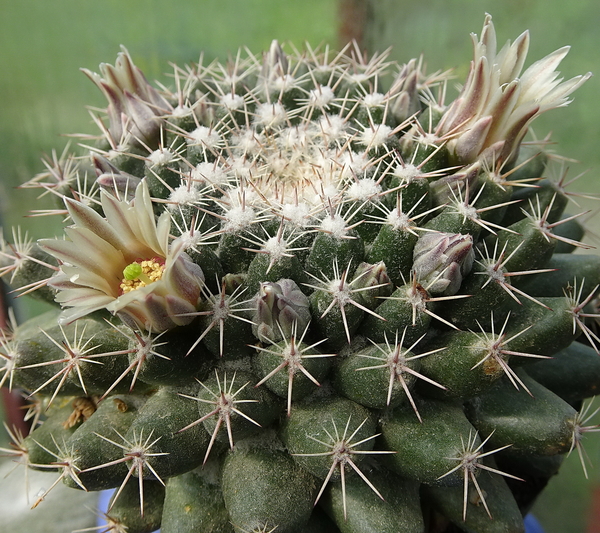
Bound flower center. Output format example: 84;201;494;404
120;258;165;294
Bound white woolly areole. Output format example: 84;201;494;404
359;124;392;148
281;202;311;227
484;260;506;283
107;149;126;161
272;75;296;92
172;104;193;118
224;205;256;232
309;85;335;108
386;209;412;230
177;230;205;250
406;283;427;312
349;73;369;86
188;126;222;149
456;202;479;221
421;132;439;145
147;148;176;167
336;150;371;182
220;93;244;110
363;93;385;107
192;162;229;186
310;150;337;176
321;183;343;205
232;129;264;155
393;163;422;183
264;236;289;261
168;184;202;207
230;157;254;181
226;185;261;208
318;115;346;141
320;214;348;239
328;279;351;306
279;127;308;150
265;153;290;176
255;102;287;128
346;179;381;201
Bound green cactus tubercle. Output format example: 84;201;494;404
1;13;598;533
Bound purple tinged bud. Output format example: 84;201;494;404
93;154;142;197
223;273;246;295
453;116;493;163
351;261;393;309
82;47;170;147
412;232;474;295
429;162;480;205
389;58;421;123
262;40;289;81
122;91;161;145
96;173;142;199
252;279;311;343
437;14;590;165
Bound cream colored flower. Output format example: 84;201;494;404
40;181;205;332
437;14;591;164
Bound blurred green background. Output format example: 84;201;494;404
0;1;598;532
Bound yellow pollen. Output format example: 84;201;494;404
120;260;165;294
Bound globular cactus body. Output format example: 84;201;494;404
1;14;598;533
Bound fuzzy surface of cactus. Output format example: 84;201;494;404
1;14;599;533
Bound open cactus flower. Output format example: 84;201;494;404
2;14;599;533
39;180;205;332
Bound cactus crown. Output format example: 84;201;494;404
1;14;598;533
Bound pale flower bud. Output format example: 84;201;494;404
261;40;289;82
412;232;474;295
388;58;421;123
81;47;170;146
351;262;393;309
437;14;591;165
252;279;311;343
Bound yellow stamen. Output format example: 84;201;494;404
120;259;165;294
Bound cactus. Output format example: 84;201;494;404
1;14;598;533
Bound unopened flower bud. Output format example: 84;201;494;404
388;58;421;123
93;154;142;198
82;47;170;147
252;279;311;343
351;261;393;309
261;40;289;82
429;163;480;206
412;232;474;295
